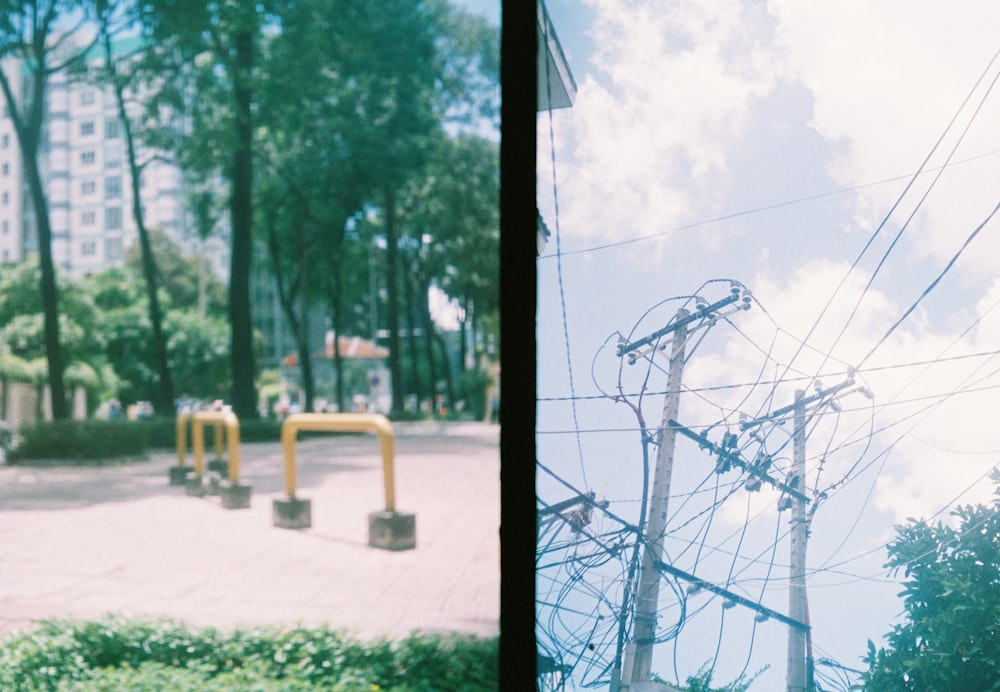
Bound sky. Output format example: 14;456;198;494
530;1;1000;690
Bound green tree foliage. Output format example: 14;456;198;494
251;0;498;416
0;259;106;377
124;229;227;316
91;235;229;405
138;0;273;418
651;663;764;691
862;472;1000;690
164;310;231;400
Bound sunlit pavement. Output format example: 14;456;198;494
0;421;499;641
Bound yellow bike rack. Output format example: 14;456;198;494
179;409;251;509
191;409;241;482
275;412;415;550
172;410;227;484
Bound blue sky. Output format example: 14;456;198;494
533;1;1000;690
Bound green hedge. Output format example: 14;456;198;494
6;417;286;462
8;420;149;463
140;417;284;448
0;616;498;691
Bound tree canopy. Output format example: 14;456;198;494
863;471;1000;690
0;0;499;421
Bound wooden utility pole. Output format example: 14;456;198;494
787;390;808;692
624;309;689;685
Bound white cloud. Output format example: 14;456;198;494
767;0;1000;276
539;0;781;263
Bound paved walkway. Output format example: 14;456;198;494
0;421;499;642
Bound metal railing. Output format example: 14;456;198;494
280;412;396;511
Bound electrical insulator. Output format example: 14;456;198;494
745;476;762;492
778;496;792;512
755;453;772;472
754;612;769;623
830;399;841;412
722;598;736;610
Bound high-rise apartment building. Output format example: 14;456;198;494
0;41;225;279
0;57;26;267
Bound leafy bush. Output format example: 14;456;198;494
6;416;286;462
143;416;283;449
0;616;498;691
8;420;148;463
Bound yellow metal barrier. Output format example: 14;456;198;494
176;411;226;470
281;412;396;511
176;411;192;468
191;410;241;482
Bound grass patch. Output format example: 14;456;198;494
0;615;498;691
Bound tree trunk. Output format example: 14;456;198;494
229;28;257;418
403;262;425;409
24;152;67;420
105;32;175;416
330;260;347;413
297;240;314;413
459;294;472;401
384;189;404;416
415;276;439;413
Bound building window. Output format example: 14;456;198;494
104;146;121;168
82;211;96;225
1;191;8;205
2;220;8;234
81;150;96;165
105;237;123;261
80;90;95;105
1;250;7;262
105;207;122;230
81;241;96;256
105;175;122;200
105;118;120;139
80;121;95;136
1;163;7;176
82;180;96;195
1;134;8;148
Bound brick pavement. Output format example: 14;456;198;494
0;421;499;642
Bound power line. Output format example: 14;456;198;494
541;14;588;492
858;200;1000;368
535;149;1000;260
540;347;1000;402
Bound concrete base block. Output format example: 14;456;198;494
273;497;311;529
168;466;191;486
184;475;205;497
368;511;416;551
219;481;252;509
207;459;228;476
206;473;222;496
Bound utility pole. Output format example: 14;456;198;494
622;308;689;686
787;390;811;692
